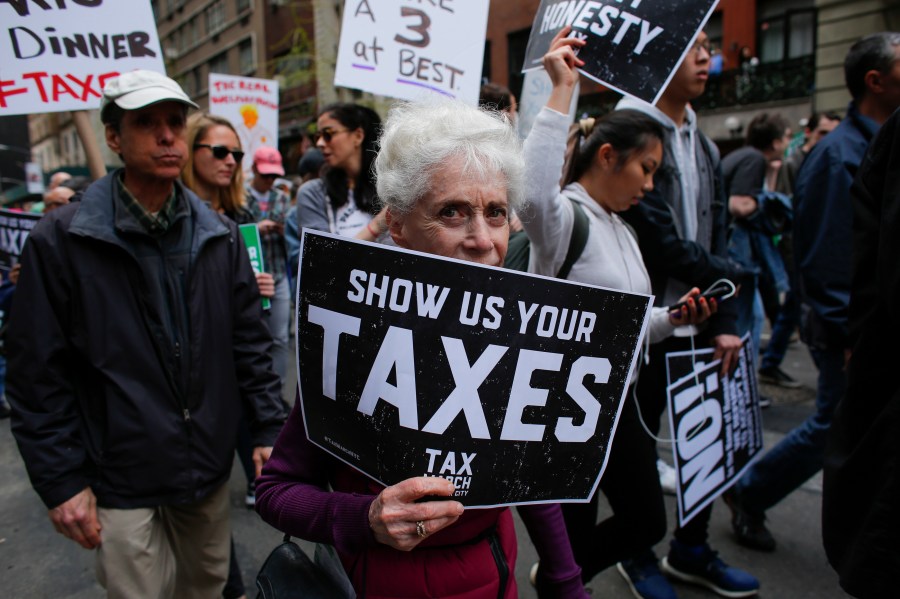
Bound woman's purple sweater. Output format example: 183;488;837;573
255;400;589;598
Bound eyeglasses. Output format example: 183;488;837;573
314;127;348;143
260;173;279;180
688;41;711;56
194;144;245;163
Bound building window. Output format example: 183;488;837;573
481;40;491;84
239;38;255;74
189;18;200;48
209;51;230;76
206;1;226;37
179;72;194;98
506;29;531;103
758;0;816;64
236;0;251;14
705;11;723;52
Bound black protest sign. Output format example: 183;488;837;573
522;0;720;104
665;335;763;526
0;208;39;272
296;230;652;507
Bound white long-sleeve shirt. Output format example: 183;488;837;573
520;106;676;347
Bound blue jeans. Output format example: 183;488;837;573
735;347;846;514
0;354;6;400
760;289;801;370
264;276;291;386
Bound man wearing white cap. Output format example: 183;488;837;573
6;70;285;598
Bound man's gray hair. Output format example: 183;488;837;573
845;32;900;100
375;99;524;214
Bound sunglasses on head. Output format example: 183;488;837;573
194;144;245;162
314;127;348;143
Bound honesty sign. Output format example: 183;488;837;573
665;335;763;526
522;0;720;104
296;230;652;507
0;0;165;116
208;74;279;180
333;0;490;105
0;208;40;272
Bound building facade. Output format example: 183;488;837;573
482;0;900;147
21;0;900;178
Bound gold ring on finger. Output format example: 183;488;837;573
416;520;427;538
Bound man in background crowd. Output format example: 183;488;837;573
757;111;841;389
726;31;900;554
616;30;758;599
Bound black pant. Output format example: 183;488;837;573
563;386;667;582
636;336;713;547
563;336;716;582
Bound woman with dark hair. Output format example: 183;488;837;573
522;30;722;593
296;103;386;241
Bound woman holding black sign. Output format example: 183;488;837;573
521;28;718;592
256;100;589;598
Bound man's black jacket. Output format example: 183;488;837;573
7;172;285;509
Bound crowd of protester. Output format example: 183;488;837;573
1;26;899;599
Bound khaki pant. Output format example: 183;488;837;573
96;483;231;599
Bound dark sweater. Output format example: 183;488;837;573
256;398;588;598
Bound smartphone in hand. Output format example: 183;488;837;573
669;280;734;313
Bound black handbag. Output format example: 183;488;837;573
255;535;355;599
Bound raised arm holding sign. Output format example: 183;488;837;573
522;0;720;104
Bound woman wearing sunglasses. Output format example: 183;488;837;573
182;112;273;599
296;103;385;241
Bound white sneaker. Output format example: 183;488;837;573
657;459;678;496
529;562;539;587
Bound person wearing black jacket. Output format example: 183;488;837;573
615;31;757;599
6;70;285;599
823;99;900;599
727;32;900;557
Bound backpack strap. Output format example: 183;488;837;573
557;198;590;279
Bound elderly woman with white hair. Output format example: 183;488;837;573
255;100;589;599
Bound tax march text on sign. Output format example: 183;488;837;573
0;208;40;272
295;230;652;507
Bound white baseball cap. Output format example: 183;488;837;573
100;70;198;123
